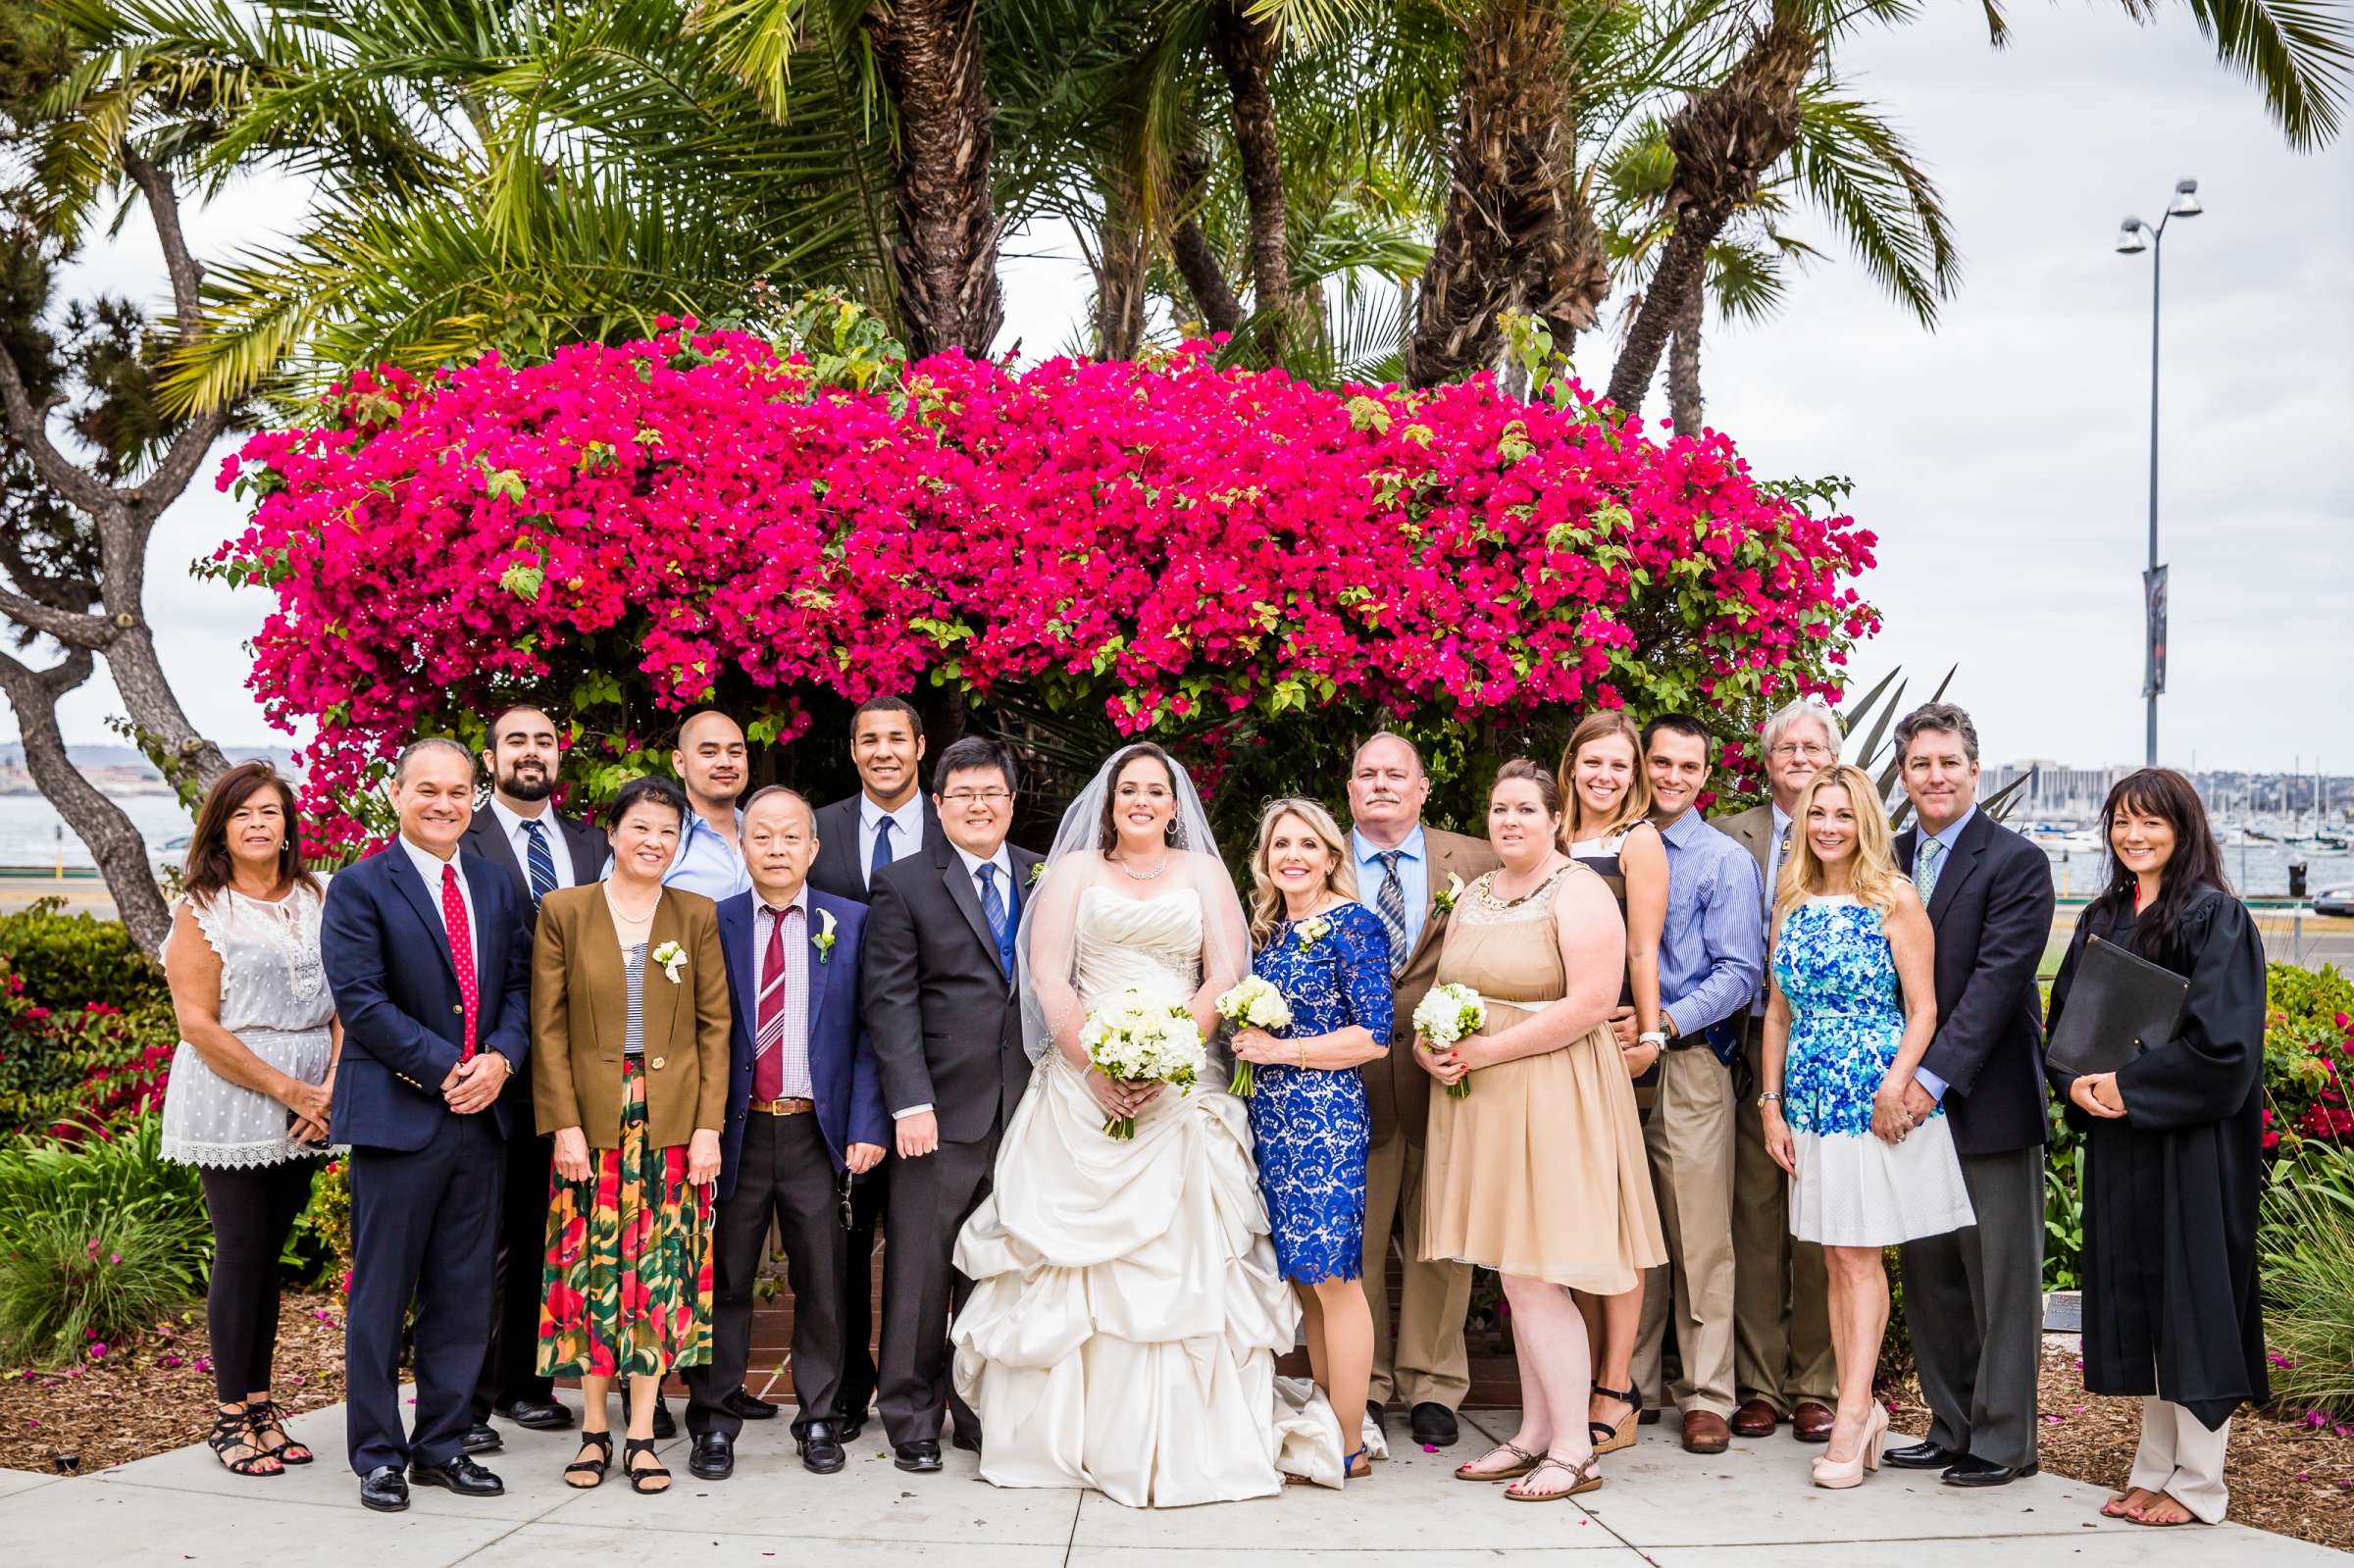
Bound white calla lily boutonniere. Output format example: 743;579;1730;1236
1433;873;1467;915
651;939;688;985
814;906;839;963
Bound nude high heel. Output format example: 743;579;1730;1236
1810;1405;1888;1491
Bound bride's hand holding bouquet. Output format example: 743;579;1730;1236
1080;987;1207;1138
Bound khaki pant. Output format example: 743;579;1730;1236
1731;1022;1836;1411
1631;1046;1738;1417
2128;1398;2230;1523
1361;1135;1472;1409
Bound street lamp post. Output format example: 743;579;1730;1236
2116;178;2202;769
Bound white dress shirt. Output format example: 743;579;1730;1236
398;832;478;956
858;792;927;890
487;795;577;893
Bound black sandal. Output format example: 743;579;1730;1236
566;1432;613;1489
1589;1382;1640;1455
246;1398;314;1465
205;1409;282;1477
624;1436;671;1494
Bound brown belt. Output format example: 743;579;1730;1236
749;1096;815;1116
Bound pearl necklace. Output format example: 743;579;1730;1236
1116;855;1171;882
604;883;660;924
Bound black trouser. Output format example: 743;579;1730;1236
837;1158;888;1420
878;1130;998;1447
472;1127;558;1421
1897;1142;2047;1471
198;1159;320;1405
687;1111;848;1442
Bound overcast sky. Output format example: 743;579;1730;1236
14;7;2351;774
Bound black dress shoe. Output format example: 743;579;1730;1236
460;1423;503;1455
359;1464;410;1512
1942;1456;2038;1488
688;1432;735;1481
1884;1440;1958;1470
1364;1399;1385;1430
724;1388;780;1422
410;1453;506;1496
1407;1402;1459;1446
621;1390;679;1440
893;1439;943;1473
832;1404;867;1443
949;1424;982;1454
798;1419;846;1475
496;1397;574;1432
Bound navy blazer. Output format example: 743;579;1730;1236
714;886;890;1199
321;842;534;1151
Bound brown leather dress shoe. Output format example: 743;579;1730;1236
1680;1410;1731;1454
1791;1401;1836;1442
1730;1399;1779;1439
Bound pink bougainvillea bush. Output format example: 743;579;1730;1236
213;322;1878;848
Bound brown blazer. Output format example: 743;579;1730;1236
1363;826;1501;1147
532;883;731;1150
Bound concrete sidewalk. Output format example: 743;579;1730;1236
20;1396;2341;1566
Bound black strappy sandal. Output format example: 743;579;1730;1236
1588;1382;1640;1456
246;1398;315;1465
565;1432;613;1490
624;1436;671;1494
205;1408;283;1477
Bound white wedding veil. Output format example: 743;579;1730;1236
1013;744;1250;1069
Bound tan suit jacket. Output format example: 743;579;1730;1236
532;884;731;1149
1363;827;1501;1146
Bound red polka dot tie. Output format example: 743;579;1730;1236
441;862;478;1061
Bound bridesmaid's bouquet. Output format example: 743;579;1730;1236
1413;983;1487;1099
1080;988;1206;1139
1214;975;1294;1098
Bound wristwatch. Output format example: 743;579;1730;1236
1757;1090;1783;1107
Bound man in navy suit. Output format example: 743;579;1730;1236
321;737;532;1513
683;786;889;1482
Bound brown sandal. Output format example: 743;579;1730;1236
1455;1441;1539;1481
1504;1452;1603;1501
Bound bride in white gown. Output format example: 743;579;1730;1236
950;743;1345;1506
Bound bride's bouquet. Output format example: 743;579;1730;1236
1213;975;1293;1098
1080;988;1206;1138
1413;983;1487;1099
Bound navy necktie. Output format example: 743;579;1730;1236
977;862;1013;978
869;814;896;888
521;819;557;904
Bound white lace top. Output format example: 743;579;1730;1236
158;885;338;1168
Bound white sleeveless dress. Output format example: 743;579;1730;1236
157;885;337;1167
950;885;1345;1506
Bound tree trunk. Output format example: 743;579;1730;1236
100;613;230;796
1406;0;1604;387
1604;12;1815;416
1204;2;1293;358
1089;174;1151;361
867;0;1003;358
0;646;173;955
1169;145;1244;338
1665;266;1705;435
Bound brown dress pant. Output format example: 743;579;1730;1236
1731;1019;1836;1412
1361;1135;1471;1409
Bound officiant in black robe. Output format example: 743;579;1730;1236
2047;810;2268;1527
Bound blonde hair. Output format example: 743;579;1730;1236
1773;763;1902;925
1557;711;1653;846
1247;797;1358;946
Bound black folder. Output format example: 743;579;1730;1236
2045;933;2189;1078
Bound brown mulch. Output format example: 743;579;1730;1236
1880;1346;2354;1552
0;1290;346;1477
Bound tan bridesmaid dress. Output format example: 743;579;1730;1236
1418;864;1665;1293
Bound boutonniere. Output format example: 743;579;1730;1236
813;906;839;963
1027;861;1046;887
651;939;688;985
1433;873;1466;915
1296;915;1332;950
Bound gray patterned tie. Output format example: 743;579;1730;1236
1375;850;1410;978
1916;836;1944;905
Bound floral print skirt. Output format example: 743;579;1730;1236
537;1057;713;1379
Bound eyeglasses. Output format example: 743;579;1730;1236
1767;742;1833;762
942;788;1012;806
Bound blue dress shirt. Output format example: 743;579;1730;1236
663;809;751;900
1654;810;1766;1039
1352;825;1429;959
1904;803;1977;1102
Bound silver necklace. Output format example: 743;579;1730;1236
1117;855;1171;882
604;882;660;924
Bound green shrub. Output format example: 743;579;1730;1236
2265;962;2354;1143
0;899;169;1013
282;1157;350;1285
2043;1113;2085;1290
2257;1139;2354;1422
0;1002;178;1137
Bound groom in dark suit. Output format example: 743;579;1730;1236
685;786;890;1481
459;704;604;1445
321;737;532;1513
863;735;1041;1474
1885;702;2056;1490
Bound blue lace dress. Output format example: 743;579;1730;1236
1773;895;1973;1246
1246;901;1394;1284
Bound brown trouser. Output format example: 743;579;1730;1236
1361;1134;1472;1409
1631;1044;1738;1417
1731;1018;1836;1412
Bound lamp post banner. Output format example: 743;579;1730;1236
2143;564;2169;698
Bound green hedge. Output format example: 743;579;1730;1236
0;899;170;1016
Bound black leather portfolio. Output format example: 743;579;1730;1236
2046;934;2189;1079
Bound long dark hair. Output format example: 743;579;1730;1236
2089;767;2230;964
1097;743;1184;850
183;762;318;905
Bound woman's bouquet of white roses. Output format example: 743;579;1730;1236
1213;974;1294;1098
1412;982;1487;1099
1080;988;1206;1138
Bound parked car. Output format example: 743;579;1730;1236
2316;886;2354;918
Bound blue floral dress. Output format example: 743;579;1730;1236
1773;895;1972;1246
1247;901;1393;1284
